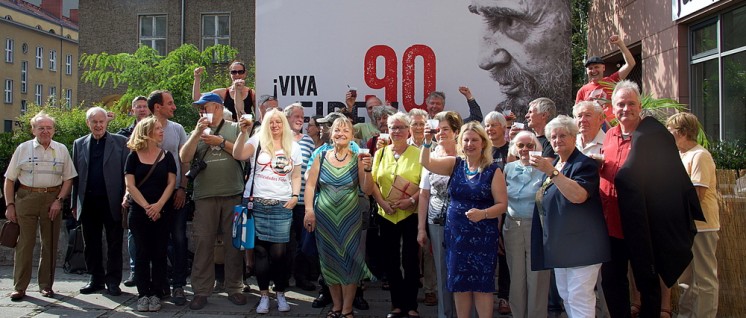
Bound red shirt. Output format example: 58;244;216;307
599;125;632;239
576;72;621;122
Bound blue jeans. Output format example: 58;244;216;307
166;205;188;289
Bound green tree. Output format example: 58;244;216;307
572;0;590;93
80;44;241;126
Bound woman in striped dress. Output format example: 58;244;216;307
304;117;373;318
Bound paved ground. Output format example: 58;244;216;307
0;265;522;317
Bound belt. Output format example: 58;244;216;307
254;198;281;206
18;184;62;193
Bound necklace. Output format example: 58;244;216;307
334;151;348;162
464;163;479;176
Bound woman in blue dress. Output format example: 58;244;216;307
420;121;508;318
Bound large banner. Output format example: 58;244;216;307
255;0;572;123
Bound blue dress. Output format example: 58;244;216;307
445;157;500;293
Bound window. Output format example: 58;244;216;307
690;5;746;141
35;84;42;105
20;61;27;93
20;100;27;115
65;54;72;75
4;79;11;103
49;86;56;104
4;120;11;133
139;15;167;55
65;89;72;107
49;50;56;71
5;38;12;63
35;46;43;68
202;14;230;49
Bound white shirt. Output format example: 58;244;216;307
243;135;302;200
576;130;605;156
5;138;77;188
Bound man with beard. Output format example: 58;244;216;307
576;35;636;124
469;0;572;119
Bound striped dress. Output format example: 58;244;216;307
314;156;370;285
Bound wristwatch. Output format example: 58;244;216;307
409;197;416;205
219;138;226;150
55;197;65;202
549;169;560;179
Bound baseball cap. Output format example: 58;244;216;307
193;92;223;106
584;56;604;67
316;112;347;124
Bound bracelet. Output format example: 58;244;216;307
291;194;299;197
364;168;372;172
423;143;432;148
409;197;416;205
484;211;488;220
6;203;15;208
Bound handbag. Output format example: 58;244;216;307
0;220;20;248
232;143;261;250
63;224;87;274
123;149;165;229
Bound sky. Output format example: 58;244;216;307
25;0;78;17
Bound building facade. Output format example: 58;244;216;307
78;0;256;107
588;0;745;141
1;0;78;132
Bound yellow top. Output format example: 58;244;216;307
372;145;422;224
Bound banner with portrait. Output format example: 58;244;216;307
255;0;572;123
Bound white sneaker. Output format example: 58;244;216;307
149;295;161;311
137;296;150;312
256;295;270;314
276;292;290;312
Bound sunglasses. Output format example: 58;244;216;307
230;69;246;75
517;143;535;149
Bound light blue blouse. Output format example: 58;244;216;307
504;160;546;219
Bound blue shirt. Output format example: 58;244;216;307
504;160;545;219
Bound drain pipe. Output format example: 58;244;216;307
180;0;185;45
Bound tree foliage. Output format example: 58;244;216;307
80;44;241;126
571;0;590;93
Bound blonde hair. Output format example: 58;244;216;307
258;109;294;159
330;117;354;146
666;112;700;141
458;122;493;171
127;116;158;151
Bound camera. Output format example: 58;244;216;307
186;160;207;179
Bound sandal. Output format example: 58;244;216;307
631;303;641;318
326;310;341;318
341;312;354;318
660;309;672;318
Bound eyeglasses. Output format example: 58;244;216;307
388;126;408;131
516;143;535;149
230;70;246;75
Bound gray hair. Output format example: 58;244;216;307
373;105;397;122
426;91;446;104
131;95;147;107
545;115;579;137
387;112;411;127
612;80;641;102
572;101;604;118
283;103;304;118
529;97;557;120
484;111;507;127
30;111;55;128
86;106;108;120
508;131;543;157
408;108;428;118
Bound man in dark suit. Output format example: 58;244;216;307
72;107;130;296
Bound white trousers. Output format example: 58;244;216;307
554;263;602;318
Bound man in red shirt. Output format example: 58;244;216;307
576;35;636;124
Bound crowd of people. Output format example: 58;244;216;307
3;52;720;318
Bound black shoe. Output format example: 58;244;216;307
123;273;136;287
107;285;122;296
80;283;105;294
295;279;316;291
352;295;369;310
312;293;332;308
386;311;403;318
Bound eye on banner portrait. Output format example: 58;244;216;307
255;0;572;123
